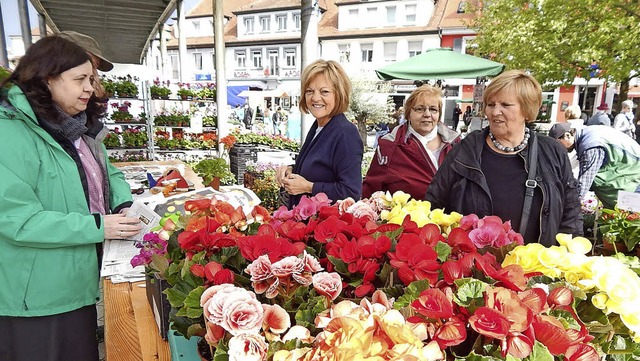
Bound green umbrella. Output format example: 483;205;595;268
376;48;505;81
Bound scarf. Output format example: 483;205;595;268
43;105;89;142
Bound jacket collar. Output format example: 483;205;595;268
399;122;460;144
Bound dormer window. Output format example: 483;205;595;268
457;1;466;13
259;16;271;32
244;18;254;34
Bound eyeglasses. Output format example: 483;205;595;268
412;106;439;115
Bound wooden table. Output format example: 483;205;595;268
104;160;204;360
103;280;171;361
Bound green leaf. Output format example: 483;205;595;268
394;279;430;309
528;341;554;361
454;278;487;308
435;241;452;262
327;255;349;274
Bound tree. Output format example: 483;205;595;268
345;79;395;148
468;0;640;107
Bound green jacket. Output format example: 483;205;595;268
0;85;132;317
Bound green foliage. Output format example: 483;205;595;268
150;85;171;98
345;79;396;148
393;279;430;309
467;0;640;100
193;157;235;185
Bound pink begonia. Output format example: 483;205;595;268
336;197;356;214
245;254;273;282
312;272;343;300
228;332;268;361
346;201;380;222
303;252;323;273
221;296;264;335
262;304;291;334
204;286;257;328
294;196;318;221
270;255;305;279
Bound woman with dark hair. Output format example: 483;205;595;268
0;36;141;361
275;59;363;207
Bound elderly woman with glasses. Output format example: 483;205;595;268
362;85;460;200
426;70;581;246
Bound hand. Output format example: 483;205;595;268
104;214;143;240
276;165;293;187
281;173;313;195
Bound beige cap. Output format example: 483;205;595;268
57;30;114;72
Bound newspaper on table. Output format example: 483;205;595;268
100;186;261;282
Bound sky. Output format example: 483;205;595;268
2;0;201;49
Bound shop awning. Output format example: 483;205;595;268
29;0;177;64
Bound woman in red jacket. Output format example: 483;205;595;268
362;85;460;200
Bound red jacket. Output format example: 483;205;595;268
362;122;460;200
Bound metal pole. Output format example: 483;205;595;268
300;0;319;144
213;0;228;157
17;0;32;51
38;13;46;37
0;3;9;68
159;24;167;79
177;0;187;83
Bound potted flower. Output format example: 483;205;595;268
150;85;171;99
121;127;148;148
103;130;121;148
598;207;640;255
114;75;139;98
177;82;195;100
192;157;235;190
110;101;134;123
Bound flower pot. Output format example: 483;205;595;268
145;273;171;339
197;338;213;361
209;177;220;191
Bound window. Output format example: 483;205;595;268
293;14;301;29
453;38;463;53
170;55;179;79
194;53;203;70
361;44;373;63
210;51;215;68
193;20;200;32
252;50;262;68
408;41;422;57
259;16;271;32
268;49;279;76
276;15;287;31
244;18;254;34
339;44;350;63
367;7;377;18
285;49;296;67
405;4;416;22
457;1;466;13
155;55;160;70
349;9;358;20
386;6;396;24
235;50;246;68
383;42;396;62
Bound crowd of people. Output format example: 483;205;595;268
2;32;639;361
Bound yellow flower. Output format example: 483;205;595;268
591;292;609;310
620;312;640;343
391;191;411;206
556;233;592;255
537;246;567;269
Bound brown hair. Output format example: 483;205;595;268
299;59;351;117
403;85;443;121
483;70;542;123
2;36;105;125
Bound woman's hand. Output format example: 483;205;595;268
281;173;313;195
276;165;293;186
104;214;143;240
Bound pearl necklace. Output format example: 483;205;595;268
489;128;530;152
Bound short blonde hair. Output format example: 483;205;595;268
564;105;581;120
622;100;634;110
404;85;443;121
299;59;351;117
483;70;542;123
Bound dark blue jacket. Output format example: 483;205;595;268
290;113;363;207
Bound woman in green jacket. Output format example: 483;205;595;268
0;36;141;361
